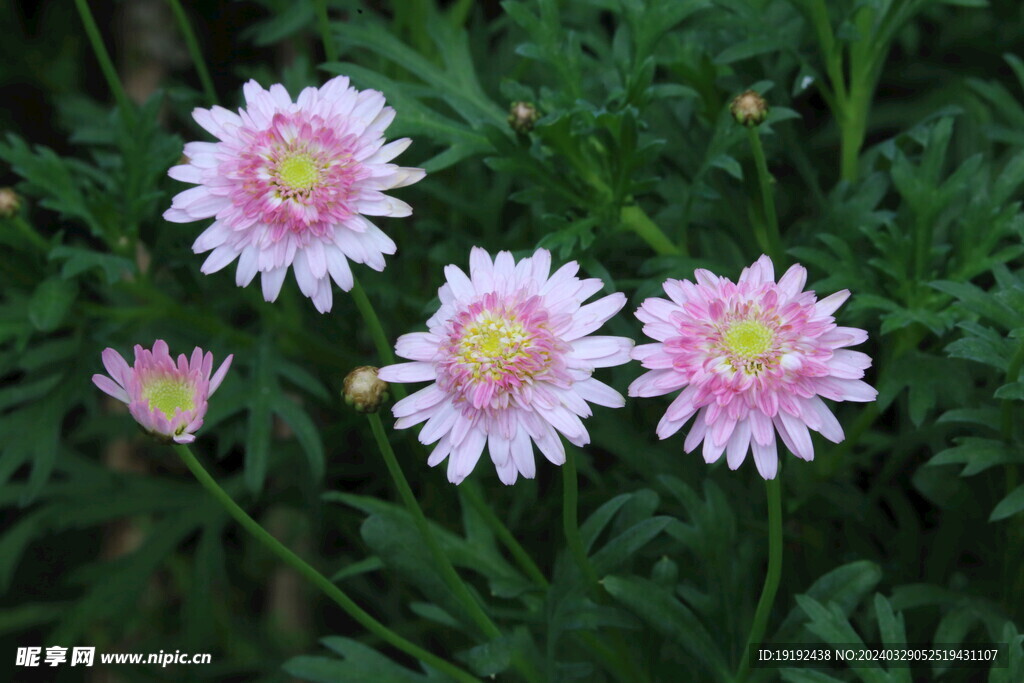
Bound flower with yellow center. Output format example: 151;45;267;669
379;247;634;485
93;340;233;444
630;255;877;479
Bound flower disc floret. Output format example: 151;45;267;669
164;76;425;313
378;247;634;485
92;340;233;444
629;255;877;479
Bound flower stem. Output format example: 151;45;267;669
166;0;218;105
73;0;135;124
313;0;339;63
620;205;684;257
460;480;549;588
746;127;784;264
736;476;783;682
366;413;501;640
562;448;600;588
172;444;477;683
350;276;406;399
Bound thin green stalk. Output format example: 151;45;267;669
173;444;477;683
366;413;500;640
736;476;783;682
746;127;784;264
350;276;406;399
461;481;549;588
620;205;684;257
313;0;339;63
166;0;218;105
562;448;600;588
74;0;135;124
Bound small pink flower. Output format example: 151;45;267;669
629;255;877;479
164;76;425;313
378;247;634;485
92;340;233;444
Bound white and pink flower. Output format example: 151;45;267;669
629;255;877;479
164;76;425;313
378;247;634;485
92;340;233;444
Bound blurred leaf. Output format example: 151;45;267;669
28;277;77;332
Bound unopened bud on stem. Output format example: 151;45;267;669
731;90;769;127
343;366;389;413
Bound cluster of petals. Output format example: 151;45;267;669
164;76;424;313
92;340;232;444
629;255;877;479
378;247;634;485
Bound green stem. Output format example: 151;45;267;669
166;0;218;105
173;445;477;683
350;276;406;399
73;0;135;124
620;205;684;257
736;476;783;682
562;448;600;588
839;81;869;185
746;127;784;264
313;0;339;63
461;480;549;588
366;413;501;640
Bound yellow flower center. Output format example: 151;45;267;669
723;319;774;359
457;314;532;380
277;153;321;191
142;377;195;420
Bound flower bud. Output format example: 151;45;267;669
343;366;389;413
730;90;769;127
508;101;539;133
0;188;21;218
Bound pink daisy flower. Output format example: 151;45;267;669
629;255;877;479
92;340;233;444
377;247;633;485
164;76;425;313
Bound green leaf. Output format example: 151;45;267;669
874;595;911;682
775;561;882;641
330;556;384;583
590;516;672;576
272;395;324;482
989;484;1024;521
994;381;1024;401
603;575;727;677
285;637;431;683
579;492;633;553
28;276;77;332
49;245;135;284
928;437;1021;477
